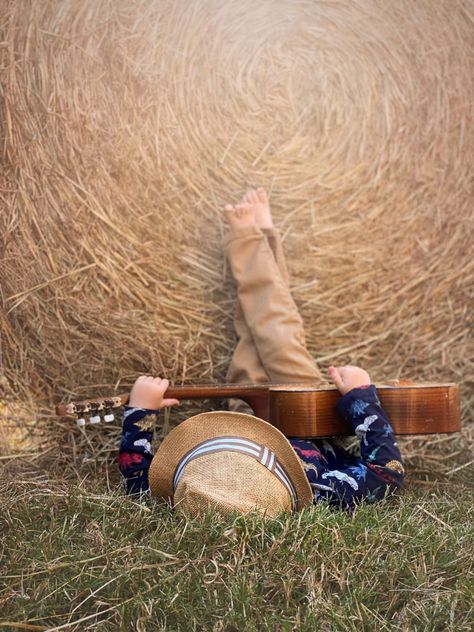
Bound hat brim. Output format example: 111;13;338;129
149;411;313;511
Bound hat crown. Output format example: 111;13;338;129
173;435;297;508
175;451;292;518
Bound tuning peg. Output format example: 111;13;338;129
76;404;87;427
89;403;100;424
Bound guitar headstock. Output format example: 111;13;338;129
56;394;129;426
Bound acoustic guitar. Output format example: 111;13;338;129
56;380;461;438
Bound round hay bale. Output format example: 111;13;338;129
1;0;473;440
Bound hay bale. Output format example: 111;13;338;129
1;0;473;440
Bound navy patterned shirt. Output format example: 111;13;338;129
117;385;404;508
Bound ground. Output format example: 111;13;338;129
1;433;473;632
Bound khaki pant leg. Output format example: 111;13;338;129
226;310;269;386
225;227;269;414
226;227;290;387
262;227;290;286
224;226;322;385
262;227;312;352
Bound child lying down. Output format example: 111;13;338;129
118;190;404;515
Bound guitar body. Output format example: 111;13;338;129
56;381;461;437
268;383;461;437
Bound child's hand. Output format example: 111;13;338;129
128;376;180;410
328;365;371;395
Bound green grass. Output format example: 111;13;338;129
1;472;473;632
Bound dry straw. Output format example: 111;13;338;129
0;0;473;468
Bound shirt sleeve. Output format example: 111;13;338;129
336;385;405;489
117;406;159;496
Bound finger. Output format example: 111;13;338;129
162;399;180;407
328;366;344;390
159;378;169;391
335;365;348;380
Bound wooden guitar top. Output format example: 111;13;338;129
267;383;460;437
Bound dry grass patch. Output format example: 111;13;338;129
1;0;473;426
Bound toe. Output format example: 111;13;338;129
256;187;268;204
248;190;258;204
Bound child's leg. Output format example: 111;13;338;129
263;227;290;286
224;212;321;385
226;306;269;385
241;188;291;287
226;228;290;386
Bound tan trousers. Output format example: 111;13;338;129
224;225;322;402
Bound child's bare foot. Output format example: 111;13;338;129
224;203;256;232
242;187;273;229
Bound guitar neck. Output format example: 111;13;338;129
56;382;277;417
166;383;270;400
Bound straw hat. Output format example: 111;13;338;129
149;411;313;517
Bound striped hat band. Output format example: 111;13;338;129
172;436;297;508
